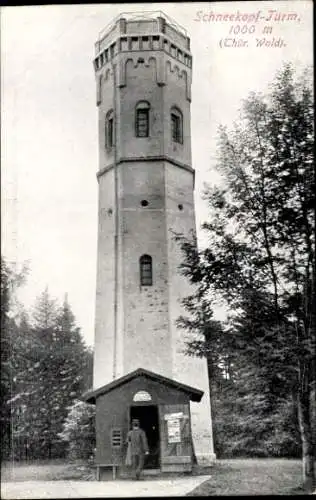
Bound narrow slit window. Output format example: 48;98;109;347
135;101;150;138
140;255;152;286
105;110;114;149
108;118;114;146
97;75;102;106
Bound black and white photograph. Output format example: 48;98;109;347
1;1;315;497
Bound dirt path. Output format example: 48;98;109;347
1;476;212;499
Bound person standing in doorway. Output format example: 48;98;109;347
126;419;149;480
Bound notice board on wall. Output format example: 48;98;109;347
167;417;181;443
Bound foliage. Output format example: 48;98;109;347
176;64;315;485
211;370;300;458
58;400;95;460
1;265;94;460
0;258;28;460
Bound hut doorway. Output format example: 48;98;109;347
130;405;160;469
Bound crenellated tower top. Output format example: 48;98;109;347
94;11;193;174
93;12;192;73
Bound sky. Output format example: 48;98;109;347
1;1;313;346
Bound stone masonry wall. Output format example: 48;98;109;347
119;161;172;377
94;169;116;387
165;163;216;463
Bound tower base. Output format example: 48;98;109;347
196;453;217;467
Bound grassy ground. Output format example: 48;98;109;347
187;459;310;496
1;460;96;482
1;458;314;495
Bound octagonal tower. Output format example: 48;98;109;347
92;12;215;466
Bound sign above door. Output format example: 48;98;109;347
133;390;152;402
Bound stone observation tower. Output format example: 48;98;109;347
83;12;215;475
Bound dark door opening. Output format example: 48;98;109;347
130;405;160;469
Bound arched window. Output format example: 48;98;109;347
105;110;114;149
140;254;152;286
135;101;150;138
171;106;183;144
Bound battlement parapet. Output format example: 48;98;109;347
94;12;191;73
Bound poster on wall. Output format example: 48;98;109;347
167;418;181;443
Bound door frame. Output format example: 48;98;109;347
128;403;161;469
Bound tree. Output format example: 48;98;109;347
8;308;38;460
1;258;14;460
9;288;59;459
178;288;301;459
0;258;28;460
176;64;315;489
58;400;95;460
9;289;94;459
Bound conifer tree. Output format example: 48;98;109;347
58;400;95;460
176;64;315;489
0;258;28;459
9;289;93;459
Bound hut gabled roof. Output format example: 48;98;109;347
81;367;204;404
